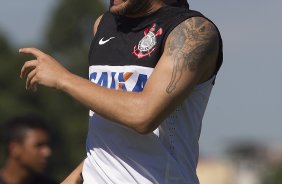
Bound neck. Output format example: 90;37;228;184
126;1;165;18
0;159;32;184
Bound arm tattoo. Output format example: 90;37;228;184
165;17;218;94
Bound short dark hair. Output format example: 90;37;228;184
1;114;50;154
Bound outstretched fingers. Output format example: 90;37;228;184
19;48;46;58
19;47;66;91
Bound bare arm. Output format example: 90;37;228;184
20;17;219;134
61;161;84;184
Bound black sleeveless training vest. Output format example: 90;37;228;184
85;6;223;183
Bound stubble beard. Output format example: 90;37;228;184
110;0;153;17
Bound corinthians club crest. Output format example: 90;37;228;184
133;24;163;59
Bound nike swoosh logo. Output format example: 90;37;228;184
99;37;115;45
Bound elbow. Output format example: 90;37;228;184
133;124;155;135
130;112;160;135
125;96;162;135
133;124;156;135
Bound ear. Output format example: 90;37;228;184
9;142;22;157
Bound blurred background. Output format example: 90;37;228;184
0;0;281;183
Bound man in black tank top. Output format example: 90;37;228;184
20;0;222;183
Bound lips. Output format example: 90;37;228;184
112;0;125;5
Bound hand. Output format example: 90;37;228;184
19;48;71;92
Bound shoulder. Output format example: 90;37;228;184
164;16;220;81
166;16;219;52
93;14;104;36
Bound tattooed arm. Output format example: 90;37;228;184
165;17;219;94
20;17;219;134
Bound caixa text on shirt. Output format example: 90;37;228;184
89;72;148;92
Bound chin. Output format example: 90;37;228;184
110;0;129;15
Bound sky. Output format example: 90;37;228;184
0;0;281;157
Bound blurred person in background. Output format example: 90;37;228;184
19;0;222;183
0;115;58;184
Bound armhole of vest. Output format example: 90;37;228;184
160;11;204;53
203;17;223;85
160;19;183;53
88;12;110;62
93;12;111;43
